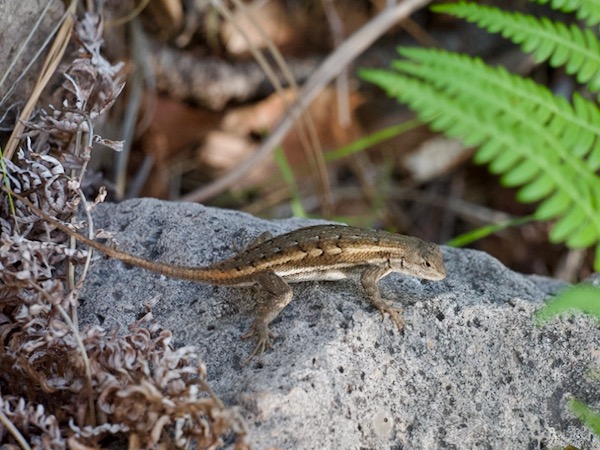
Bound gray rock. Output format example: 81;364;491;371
79;198;600;449
0;0;65;119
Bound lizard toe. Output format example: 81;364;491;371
376;304;405;331
241;322;275;366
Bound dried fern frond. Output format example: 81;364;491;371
1;7;246;448
0;316;248;449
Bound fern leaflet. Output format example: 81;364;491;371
432;2;600;92
531;0;600;26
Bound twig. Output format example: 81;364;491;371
0;407;33;450
4;0;77;161
215;0;333;213
183;0;432;202
0;0;58;109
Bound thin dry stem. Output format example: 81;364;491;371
0;408;33;450
29;280;96;427
184;0;433;202
4;0;77;161
217;0;333;214
0;1;58;109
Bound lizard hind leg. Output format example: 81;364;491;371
360;265;405;331
241;271;293;365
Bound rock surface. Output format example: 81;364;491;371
0;0;65;118
78;198;600;449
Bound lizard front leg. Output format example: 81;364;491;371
241;271;293;365
360;265;405;331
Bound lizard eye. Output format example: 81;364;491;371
425;261;431;267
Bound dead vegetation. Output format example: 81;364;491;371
1;7;247;450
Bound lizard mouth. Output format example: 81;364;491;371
422;272;446;282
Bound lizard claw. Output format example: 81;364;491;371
241;321;275;366
376;302;405;331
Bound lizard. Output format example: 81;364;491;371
5;188;447;364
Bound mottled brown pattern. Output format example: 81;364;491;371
189;225;446;285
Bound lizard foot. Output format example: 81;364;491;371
375;302;405;331
241;321;275;366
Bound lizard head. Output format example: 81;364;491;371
391;238;446;281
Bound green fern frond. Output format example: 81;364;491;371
360;49;600;269
392;48;600;174
432;2;600;92
532;0;600;26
